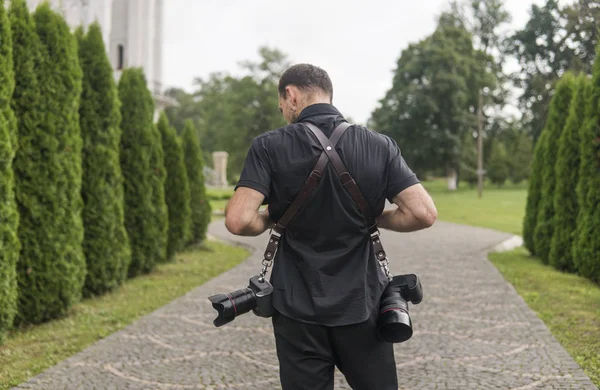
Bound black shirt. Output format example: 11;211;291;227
235;103;420;326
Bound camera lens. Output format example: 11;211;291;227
377;291;413;343
208;288;256;327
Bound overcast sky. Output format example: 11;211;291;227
163;0;545;125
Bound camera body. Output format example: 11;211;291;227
248;275;276;318
388;273;423;304
208;275;275;327
376;273;423;343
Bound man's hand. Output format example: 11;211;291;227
376;184;437;232
225;187;274;236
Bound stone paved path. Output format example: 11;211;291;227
15;221;597;389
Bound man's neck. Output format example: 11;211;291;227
297;94;331;114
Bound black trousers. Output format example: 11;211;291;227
272;311;398;390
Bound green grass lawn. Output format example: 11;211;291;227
489;248;600;387
422;179;528;235
0;240;249;390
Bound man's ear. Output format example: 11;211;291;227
286;85;298;108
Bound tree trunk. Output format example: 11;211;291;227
477;89;484;198
447;167;457;191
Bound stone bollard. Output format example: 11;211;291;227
212;151;229;188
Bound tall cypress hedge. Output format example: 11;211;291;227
10;0;39;326
549;74;589;271
148;119;168;265
0;0;19;341
78;22;131;295
14;3;85;324
523;131;545;255
573;44;600;283
533;73;574;263
182;120;211;243
158;113;191;260
119;68;163;276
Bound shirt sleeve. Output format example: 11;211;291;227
235;136;271;202
385;137;420;202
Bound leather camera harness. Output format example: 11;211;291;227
258;121;393;283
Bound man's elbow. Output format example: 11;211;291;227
418;206;437;228
225;215;247;236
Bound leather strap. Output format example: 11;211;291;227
303;122;377;230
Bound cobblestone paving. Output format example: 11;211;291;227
15;221;597;389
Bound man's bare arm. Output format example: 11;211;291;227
376;184;437;232
225;187;274;236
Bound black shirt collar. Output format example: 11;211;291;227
295;103;343;123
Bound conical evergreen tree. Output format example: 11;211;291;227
0;0;19;341
573;43;600;283
182;121;211;243
533;73;575;263
148;120;168;265
14;3;85;323
158;113;191;260
523;131;545;255
119;68;164;276
549;74;589;271
77;22;131;295
9;0;40;326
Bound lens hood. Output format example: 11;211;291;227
377;308;413;343
208;294;237;327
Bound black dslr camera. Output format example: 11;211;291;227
208;275;275;327
377;274;423;343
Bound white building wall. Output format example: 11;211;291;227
153;0;163;95
109;0;128;83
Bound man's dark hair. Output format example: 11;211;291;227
278;64;333;102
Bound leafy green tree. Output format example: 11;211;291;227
487;140;509;186
507;129;533;184
193;48;288;179
14;3;85;324
523;129;546;255
548;74;589;271
509;0;598;142
573;43;600;283
533;73;575;263
157;113;191;260
119;68;163;276
77;22;130;295
459;132;478;187
164;47;288;179
371;14;483;185
182;120;211;243
0;0;19;341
